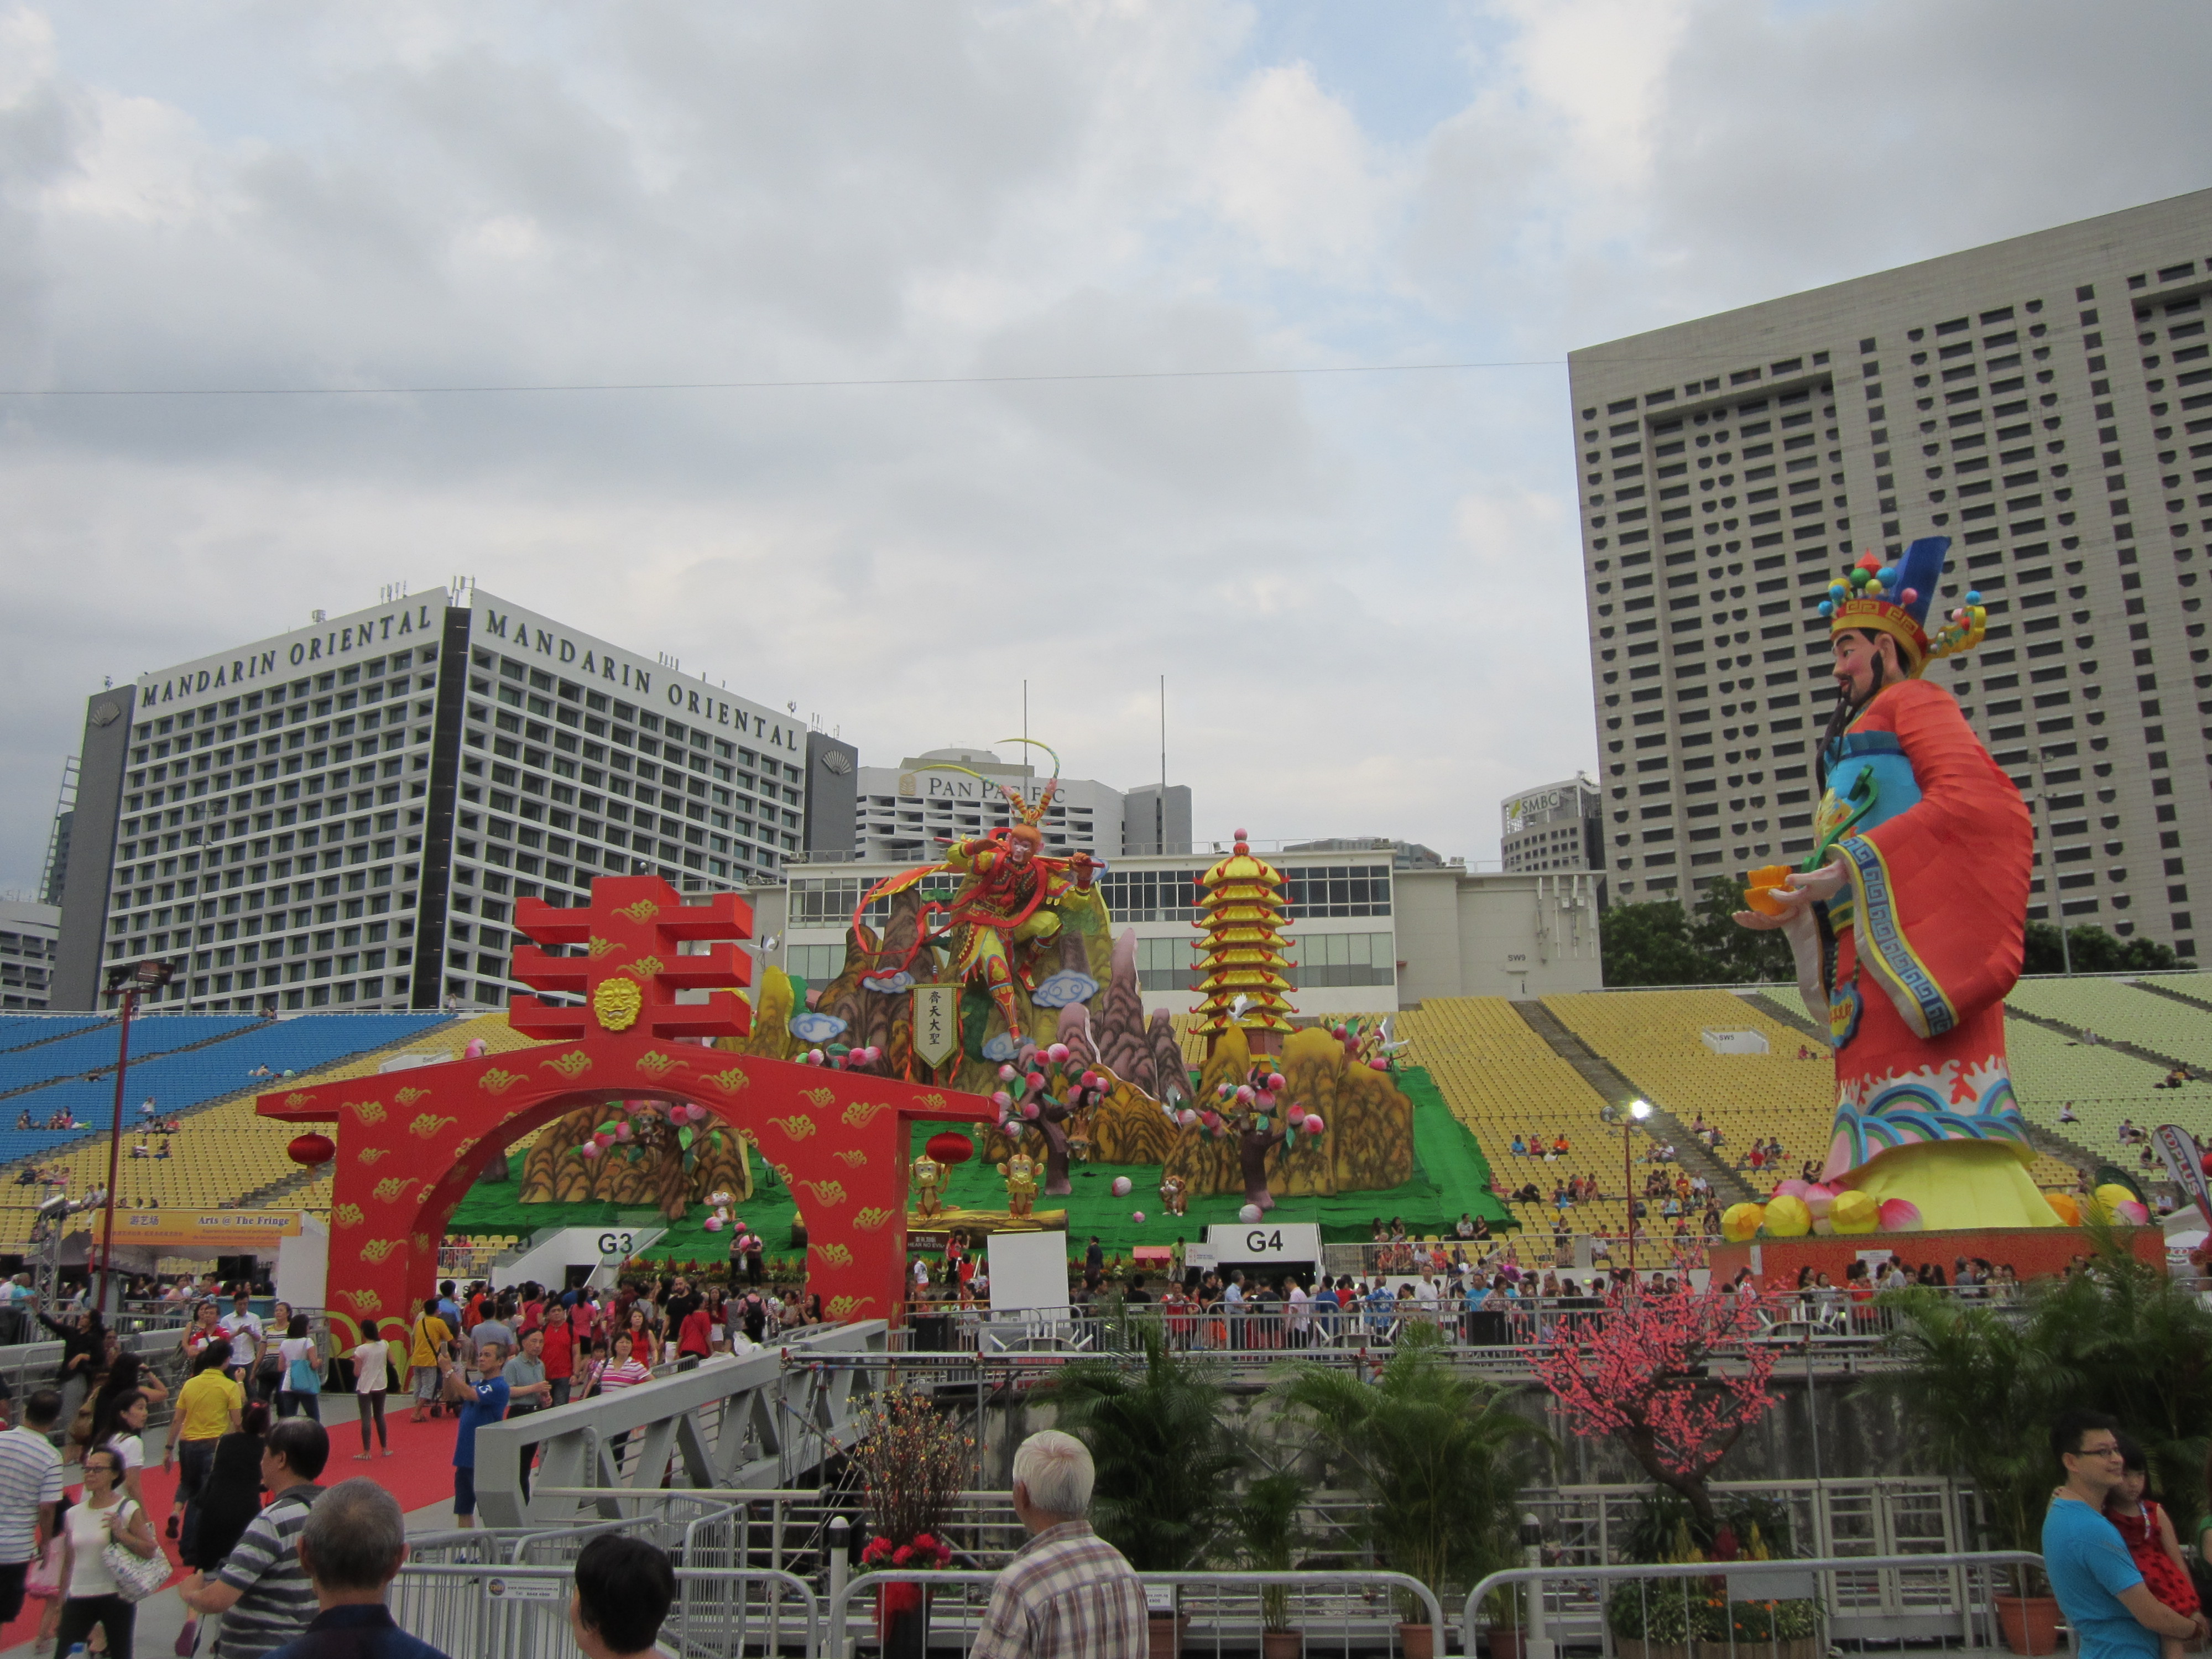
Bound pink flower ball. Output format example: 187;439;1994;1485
1775;1178;1809;1201
1021;1101;1041;1120
1286;1104;1306;1123
1877;1198;1924;1232
581;1144;599;1159
1131;1211;1146;1224
999;1064;1017;1081
1025;1072;1047;1089
1235;1085;1255;1104
1802;1184;1835;1218
1178;1109;1199;1128
1111;1177;1133;1197
615;1123;633;1141
1302;1114;1324;1135
703;1217;722;1232
1047;1043;1070;1063
1368;1058;1390;1071
992;1091;1011;1108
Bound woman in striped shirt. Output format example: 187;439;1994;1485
587;1333;652;1473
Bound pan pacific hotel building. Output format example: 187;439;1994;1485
50;589;858;1014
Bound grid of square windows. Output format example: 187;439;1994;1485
102;648;442;1011
440;648;807;1009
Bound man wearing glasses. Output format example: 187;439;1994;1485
2044;1411;2208;1659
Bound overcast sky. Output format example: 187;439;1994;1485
2;1;2207;893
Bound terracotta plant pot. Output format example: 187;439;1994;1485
1148;1611;1189;1659
1262;1631;1304;1659
1490;1627;1526;1659
1995;1594;2062;1656
1397;1619;1437;1659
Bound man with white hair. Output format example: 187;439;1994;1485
969;1430;1147;1658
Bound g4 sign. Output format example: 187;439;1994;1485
1212;1221;1322;1263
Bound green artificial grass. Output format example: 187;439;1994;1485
448;1065;1517;1265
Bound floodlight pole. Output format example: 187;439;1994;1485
97;986;138;1315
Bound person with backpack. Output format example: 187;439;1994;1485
406;1300;453;1425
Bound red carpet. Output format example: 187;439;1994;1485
0;1404;468;1650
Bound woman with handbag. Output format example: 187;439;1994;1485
274;1313;324;1421
55;1445;161;1657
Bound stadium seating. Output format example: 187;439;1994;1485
0;1015;256;1101
0;1015;109;1051
0;1013;454;1168
1543;989;1837;1189
2138;974;2212;1010
0;1012;542;1250
1396;998;1638;1240
2006;979;2212;1074
2004;1017;2199;1166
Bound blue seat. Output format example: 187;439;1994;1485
0;1011;457;1166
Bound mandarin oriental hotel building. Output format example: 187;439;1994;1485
51;590;858;1013
1572;189;2212;959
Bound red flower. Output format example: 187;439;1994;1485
892;1545;913;1565
913;1533;937;1553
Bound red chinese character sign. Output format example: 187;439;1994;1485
256;875;994;1345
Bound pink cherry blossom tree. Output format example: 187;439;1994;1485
1530;1281;1778;1532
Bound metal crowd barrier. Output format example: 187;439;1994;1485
392;1560;819;1659
467;1322;891;1527
824;1568;1448;1659
1460;1550;2051;1659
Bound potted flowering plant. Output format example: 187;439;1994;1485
847;1388;974;1659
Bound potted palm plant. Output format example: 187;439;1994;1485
1230;1471;1311;1659
1872;1286;2060;1654
1278;1323;1542;1659
1047;1328;1244;1658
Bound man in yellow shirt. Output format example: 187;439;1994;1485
164;1339;243;1550
409;1300;454;1424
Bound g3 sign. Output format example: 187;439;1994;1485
597;1232;635;1257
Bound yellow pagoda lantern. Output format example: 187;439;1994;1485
1190;829;1295;1054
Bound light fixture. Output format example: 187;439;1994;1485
1628;1099;1653;1121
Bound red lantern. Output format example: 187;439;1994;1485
925;1131;974;1166
287;1133;335;1167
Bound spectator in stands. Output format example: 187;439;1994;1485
2063;1102;2082;1124
2121;1118;2141;1141
568;1535;676;1659
11;1112;25;1131
273;1478;446;1659
182;1416;329;1659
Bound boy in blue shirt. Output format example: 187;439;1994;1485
2043;1410;2206;1659
443;1339;510;1530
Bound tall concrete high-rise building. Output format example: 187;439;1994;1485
1499;775;1600;873
51;588;855;1013
1570;189;2212;959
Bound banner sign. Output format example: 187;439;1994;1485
2154;1125;2212;1227
87;1210;304;1251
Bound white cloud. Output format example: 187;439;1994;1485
0;0;2206;899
